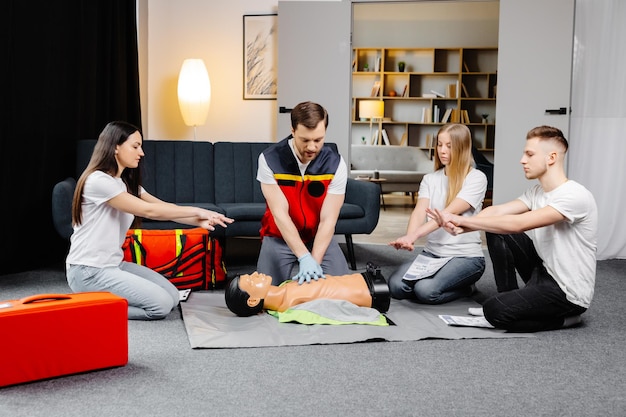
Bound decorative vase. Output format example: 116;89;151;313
398;62;405;72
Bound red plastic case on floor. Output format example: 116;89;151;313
0;292;128;387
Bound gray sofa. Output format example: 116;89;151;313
52;140;380;269
349;145;434;195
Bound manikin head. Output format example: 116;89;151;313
224;273;272;317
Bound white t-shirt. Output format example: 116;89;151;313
420;168;487;257
519;180;598;308
257;139;348;194
66;171;139;268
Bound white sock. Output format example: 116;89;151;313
468;307;484;316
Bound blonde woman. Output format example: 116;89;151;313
388;123;487;304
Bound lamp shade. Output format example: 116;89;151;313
177;59;211;126
359;100;384;119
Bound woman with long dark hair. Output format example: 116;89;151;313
66;121;232;320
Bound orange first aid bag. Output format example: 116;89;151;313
122;228;226;290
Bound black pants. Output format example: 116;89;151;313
484;232;586;332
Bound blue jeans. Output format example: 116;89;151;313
66;261;179;320
388;251;485;304
484;232;587;332
257;236;350;285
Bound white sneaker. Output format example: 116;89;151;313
468;307;484;316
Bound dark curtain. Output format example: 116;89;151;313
1;1;141;275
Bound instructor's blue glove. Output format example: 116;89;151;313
292;253;325;285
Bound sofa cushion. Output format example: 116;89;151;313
218;203;266;220
51;177;77;239
339;203;365;219
213;142;273;205
142;141;215;204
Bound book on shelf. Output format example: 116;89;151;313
433;105;440;123
421;107;433;123
461;83;469;98
451;108;460;123
461;110;470;123
370;81;381;97
374;55;381;72
401;84;408;97
441;108;453;123
381;129;391;146
430;89;445;98
425;133;433;149
400;132;408;146
371;128;379;145
463;61;470;72
445;83;457;98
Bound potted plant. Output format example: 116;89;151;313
363;63;369;72
398;61;406;72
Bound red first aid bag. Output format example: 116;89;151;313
122;228;226;290
0;292;128;387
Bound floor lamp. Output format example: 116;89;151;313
177;59;211;140
359;100;384;145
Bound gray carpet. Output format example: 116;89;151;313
0;240;624;417
181;293;532;348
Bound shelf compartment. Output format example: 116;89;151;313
352;74;382;98
462;48;498;73
385;100;431;124
409;74;460;98
468;124;495;151
434;48;462;73
461;73;497;98
384;48;434;73
407;124;440;149
460;100;496;124
353;48;382;72
383;73;410;97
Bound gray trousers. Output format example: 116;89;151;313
66;261;179;320
256;236;350;285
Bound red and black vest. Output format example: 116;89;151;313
260;138;341;243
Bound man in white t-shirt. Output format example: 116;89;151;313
428;126;598;332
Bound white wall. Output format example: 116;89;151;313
139;0;497;143
353;1;499;47
139;0;278;142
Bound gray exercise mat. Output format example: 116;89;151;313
180;292;533;348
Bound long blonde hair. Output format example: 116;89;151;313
434;123;474;206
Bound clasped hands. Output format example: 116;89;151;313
292;253;325;285
425;208;465;235
389;209;465;250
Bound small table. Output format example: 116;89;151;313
355;177;387;210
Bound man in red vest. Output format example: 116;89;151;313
257;101;350;285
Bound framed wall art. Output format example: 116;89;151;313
243;14;278;100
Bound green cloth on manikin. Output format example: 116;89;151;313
267;299;388;326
